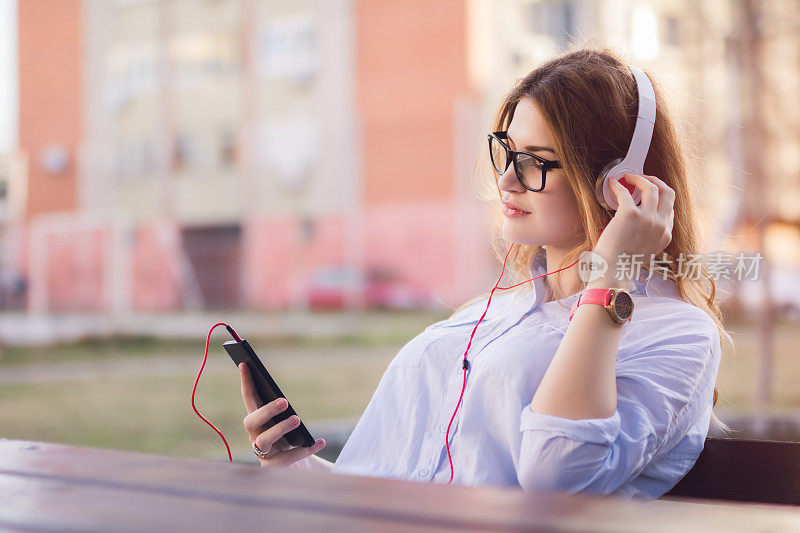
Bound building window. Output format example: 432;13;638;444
260;114;317;191
526;0;575;50
665;15;680;47
105;45;157;112
113;137;157;179
258;14;318;85
171;33;241;88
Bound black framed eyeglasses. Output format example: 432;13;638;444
487;131;562;192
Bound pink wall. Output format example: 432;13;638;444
45;228;107;312
242;215;346;309
240;204;462;310
131;222;183;311
28;206;473;312
363;201;456;299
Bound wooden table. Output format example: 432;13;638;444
1;439;799;532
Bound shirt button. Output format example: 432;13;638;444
418;469;429;477
440;425;447;433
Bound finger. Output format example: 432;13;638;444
642;174;675;219
239;363;261;414
243;397;289;433
254;414;301;452
642;173;671;194
633;174;673;216
609;178;636;210
268;439;327;467
622;174;659;212
253;440;281;461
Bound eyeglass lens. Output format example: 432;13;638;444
489;136;544;190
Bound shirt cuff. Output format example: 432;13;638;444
520;404;622;445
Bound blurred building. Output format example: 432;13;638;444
11;0;800;314
16;0;488;313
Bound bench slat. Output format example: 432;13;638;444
666;437;800;504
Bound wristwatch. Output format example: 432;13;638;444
569;288;634;324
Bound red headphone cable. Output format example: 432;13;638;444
192;250;580;475
190;322;242;463
444;245;580;485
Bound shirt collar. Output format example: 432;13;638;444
527;247;679;310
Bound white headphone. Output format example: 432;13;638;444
594;65;656;211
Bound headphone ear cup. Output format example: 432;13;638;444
595;158;623;210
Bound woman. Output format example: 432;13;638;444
238;47;730;501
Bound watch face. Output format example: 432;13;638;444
612;291;634;321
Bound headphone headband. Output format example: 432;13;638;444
595;65;657;210
621;66;656;175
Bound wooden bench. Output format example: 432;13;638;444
2;438;800;532
666;437;800;505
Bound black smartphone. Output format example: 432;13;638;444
224;339;316;448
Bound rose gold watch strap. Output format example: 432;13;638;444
569;289;614;322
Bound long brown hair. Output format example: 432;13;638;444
454;45;733;425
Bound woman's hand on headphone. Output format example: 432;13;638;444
594;173;675;271
239;362;326;467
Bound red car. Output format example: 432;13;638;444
307;267;433;311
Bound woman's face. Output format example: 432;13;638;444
497;98;583;249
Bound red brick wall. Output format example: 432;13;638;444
19;0;82;220
357;0;469;204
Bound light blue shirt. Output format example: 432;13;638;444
331;248;722;500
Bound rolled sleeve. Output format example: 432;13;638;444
516;312;720;497
517;406;627;494
520;407;621;445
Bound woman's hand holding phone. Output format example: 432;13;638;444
238;362;326;467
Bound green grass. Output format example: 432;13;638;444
0;336;205;366
0;350;392;460
0;309;451;367
3;312;800;460
0;310;455;461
